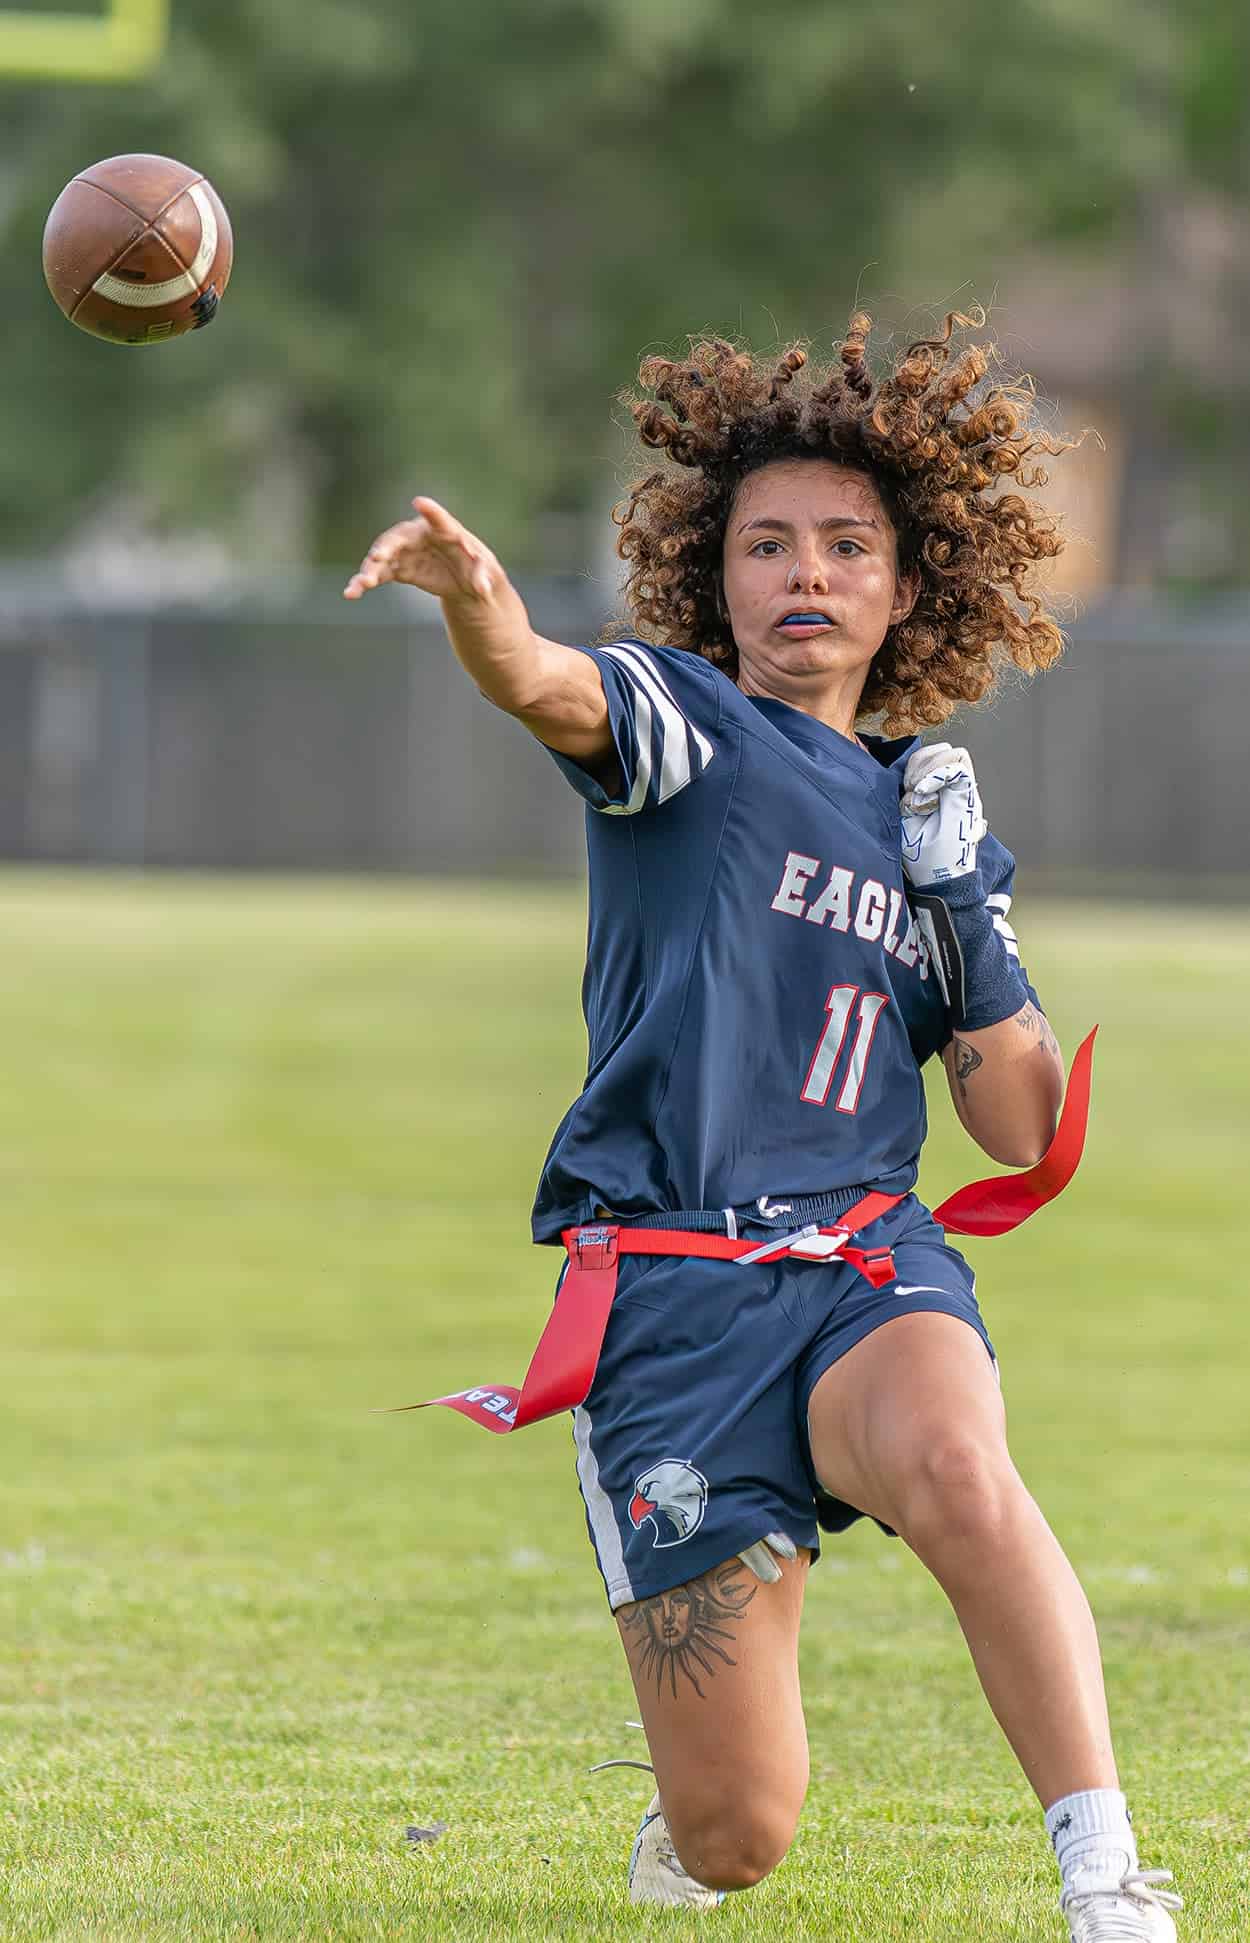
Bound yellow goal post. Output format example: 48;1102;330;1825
0;0;168;81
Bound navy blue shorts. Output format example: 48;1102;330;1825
570;1192;995;1610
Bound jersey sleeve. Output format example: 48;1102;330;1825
544;639;721;815
978;833;1043;1013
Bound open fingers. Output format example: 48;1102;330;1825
411;494;457;530
343;521;421;599
343;513;446;601
413;497;494;594
344;498;495;602
343;545;399;600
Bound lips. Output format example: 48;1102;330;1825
776;609;835;633
777;618;835;638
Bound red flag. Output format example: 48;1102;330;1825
932;1027;1097;1238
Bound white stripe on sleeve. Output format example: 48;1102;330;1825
602;642;714;802
598;679;654;816
608;642;715;773
992;916;1021;961
986;890;1020;959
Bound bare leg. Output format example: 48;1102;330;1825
614;1550;810;1891
808;1313;1116;1806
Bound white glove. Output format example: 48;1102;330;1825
900;742;987;888
738;1530;798;1584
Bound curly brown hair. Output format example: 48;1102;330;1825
611;311;1072;735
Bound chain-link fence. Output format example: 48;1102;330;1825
1;581;1245;894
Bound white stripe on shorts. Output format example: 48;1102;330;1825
574;1403;635;1608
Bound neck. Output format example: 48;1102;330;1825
736;664;867;744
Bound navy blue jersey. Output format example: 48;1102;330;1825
532;640;1034;1241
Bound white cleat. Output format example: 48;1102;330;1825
629;1791;725;1909
1061;1864;1182;1941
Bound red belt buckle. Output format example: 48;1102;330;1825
571;1223;619;1273
840;1243;898;1290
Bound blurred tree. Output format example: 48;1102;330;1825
0;0;1239;577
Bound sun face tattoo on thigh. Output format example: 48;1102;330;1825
618;1561;757;1699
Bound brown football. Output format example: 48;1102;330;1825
43;153;233;346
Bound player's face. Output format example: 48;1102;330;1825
721;459;917;711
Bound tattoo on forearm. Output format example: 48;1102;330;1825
952;1036;983;1101
1014;1002;1061;1061
617;1561;757;1700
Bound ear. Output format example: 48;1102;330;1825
890;566;920;626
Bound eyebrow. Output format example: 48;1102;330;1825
736;515;880;536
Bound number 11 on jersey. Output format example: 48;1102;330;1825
800;984;890;1112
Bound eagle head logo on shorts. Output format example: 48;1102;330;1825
628;1460;709;1548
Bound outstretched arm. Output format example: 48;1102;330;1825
344;495;612;766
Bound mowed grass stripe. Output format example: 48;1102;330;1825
0;872;1247;1940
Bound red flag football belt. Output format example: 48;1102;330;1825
390;1028;1097;1435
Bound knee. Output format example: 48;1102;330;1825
895;1434;1024;1560
666;1794;800;1892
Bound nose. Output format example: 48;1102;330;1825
787;548;829;594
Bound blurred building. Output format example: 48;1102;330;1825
998;185;1250;595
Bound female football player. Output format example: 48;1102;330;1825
345;312;1181;1941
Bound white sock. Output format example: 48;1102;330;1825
1045;1788;1138;1892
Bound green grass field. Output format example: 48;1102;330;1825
1;872;1247;1941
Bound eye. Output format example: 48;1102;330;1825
749;538;784;556
833;538;865;557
